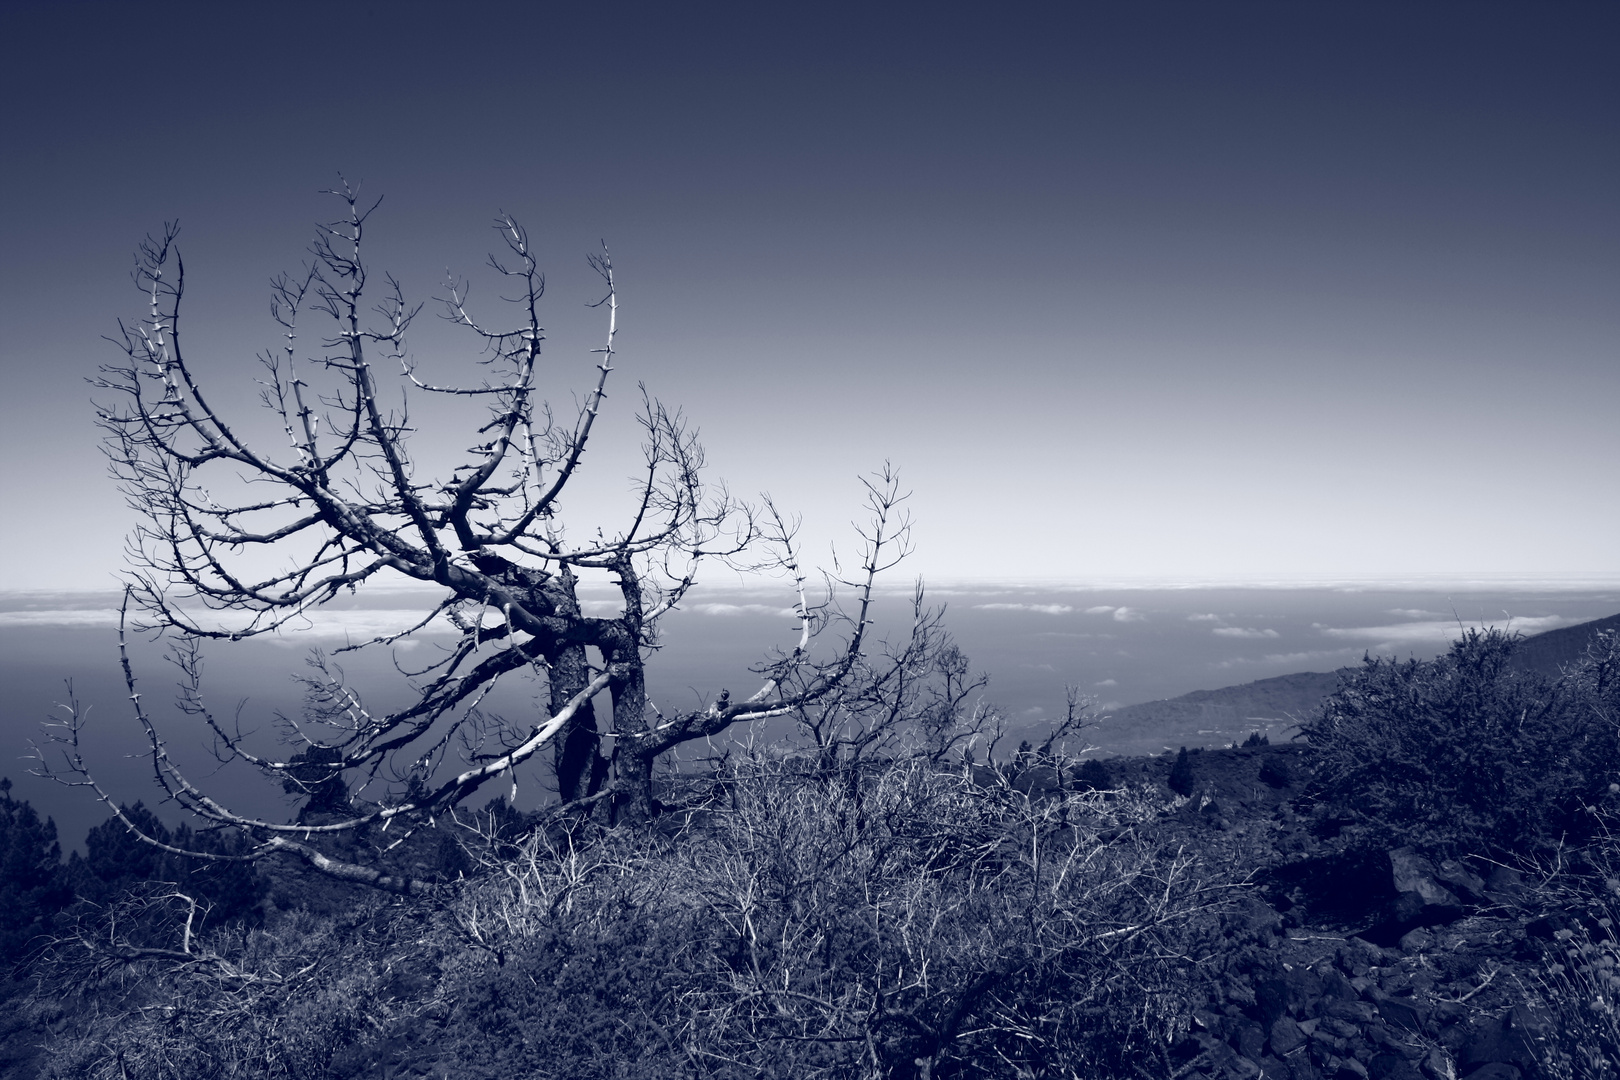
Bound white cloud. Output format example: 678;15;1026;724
1112;606;1146;622
686;603;800;618
1085;605;1115;615
974;603;1074;615
0;607;465;638
1212;627;1280;639
1094;678;1117;687
1319;615;1572;646
1187;613;1221;622
0;608;121;628
1386;608;1444;620
270;610;462;639
1213;648;1361;669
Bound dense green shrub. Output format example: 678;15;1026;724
1301;628;1620;859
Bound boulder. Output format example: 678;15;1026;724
1433;860;1487;904
1388;848;1463;927
1270;1016;1308;1056
1457;1013;1535;1071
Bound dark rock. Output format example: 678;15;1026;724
1271;1016;1308;1056
1257;965;1325;1023
1235;1020;1268;1062
1319;969;1360;1006
1458;1013;1535;1070
1389;849;1460;908
1343;938;1399;971
1483;866;1529;906
1313;1030;1346;1059
1430;999;1467;1027
1324;1000;1377;1024
1320;1016;1362;1039
1459;1066;1519;1080
1397;928;1434;953
1289;1057;1322;1080
1434;860;1488;904
1388;848;1464;927
1420;1049;1453;1080
1367;1054;1422;1080
1373;995;1428;1034
1258;1055;1289;1079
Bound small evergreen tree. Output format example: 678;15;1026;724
1076;758;1112;792
0;779;70;968
1168;747;1196;797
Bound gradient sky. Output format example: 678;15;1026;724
2;0;1616;591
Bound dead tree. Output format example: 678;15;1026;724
38;183;908;892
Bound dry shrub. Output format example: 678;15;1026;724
443;751;1241;1078
30;751;1243;1079
32;896;447;1080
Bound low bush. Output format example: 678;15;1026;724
1302;628;1620;860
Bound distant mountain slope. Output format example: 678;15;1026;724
1091;669;1344;756
1507;611;1620;678
1089;611;1620;757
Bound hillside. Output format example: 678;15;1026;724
1089;611;1620;756
1090;669;1344;756
1507;610;1620;678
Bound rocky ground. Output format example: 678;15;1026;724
1094;742;1614;1080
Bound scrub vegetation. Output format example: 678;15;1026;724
2;626;1616;1079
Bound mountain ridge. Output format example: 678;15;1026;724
1087;610;1620;757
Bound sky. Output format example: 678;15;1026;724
2;0;1617;592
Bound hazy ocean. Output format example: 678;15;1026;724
5;580;1617;851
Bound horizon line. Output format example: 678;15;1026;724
5;570;1620;601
